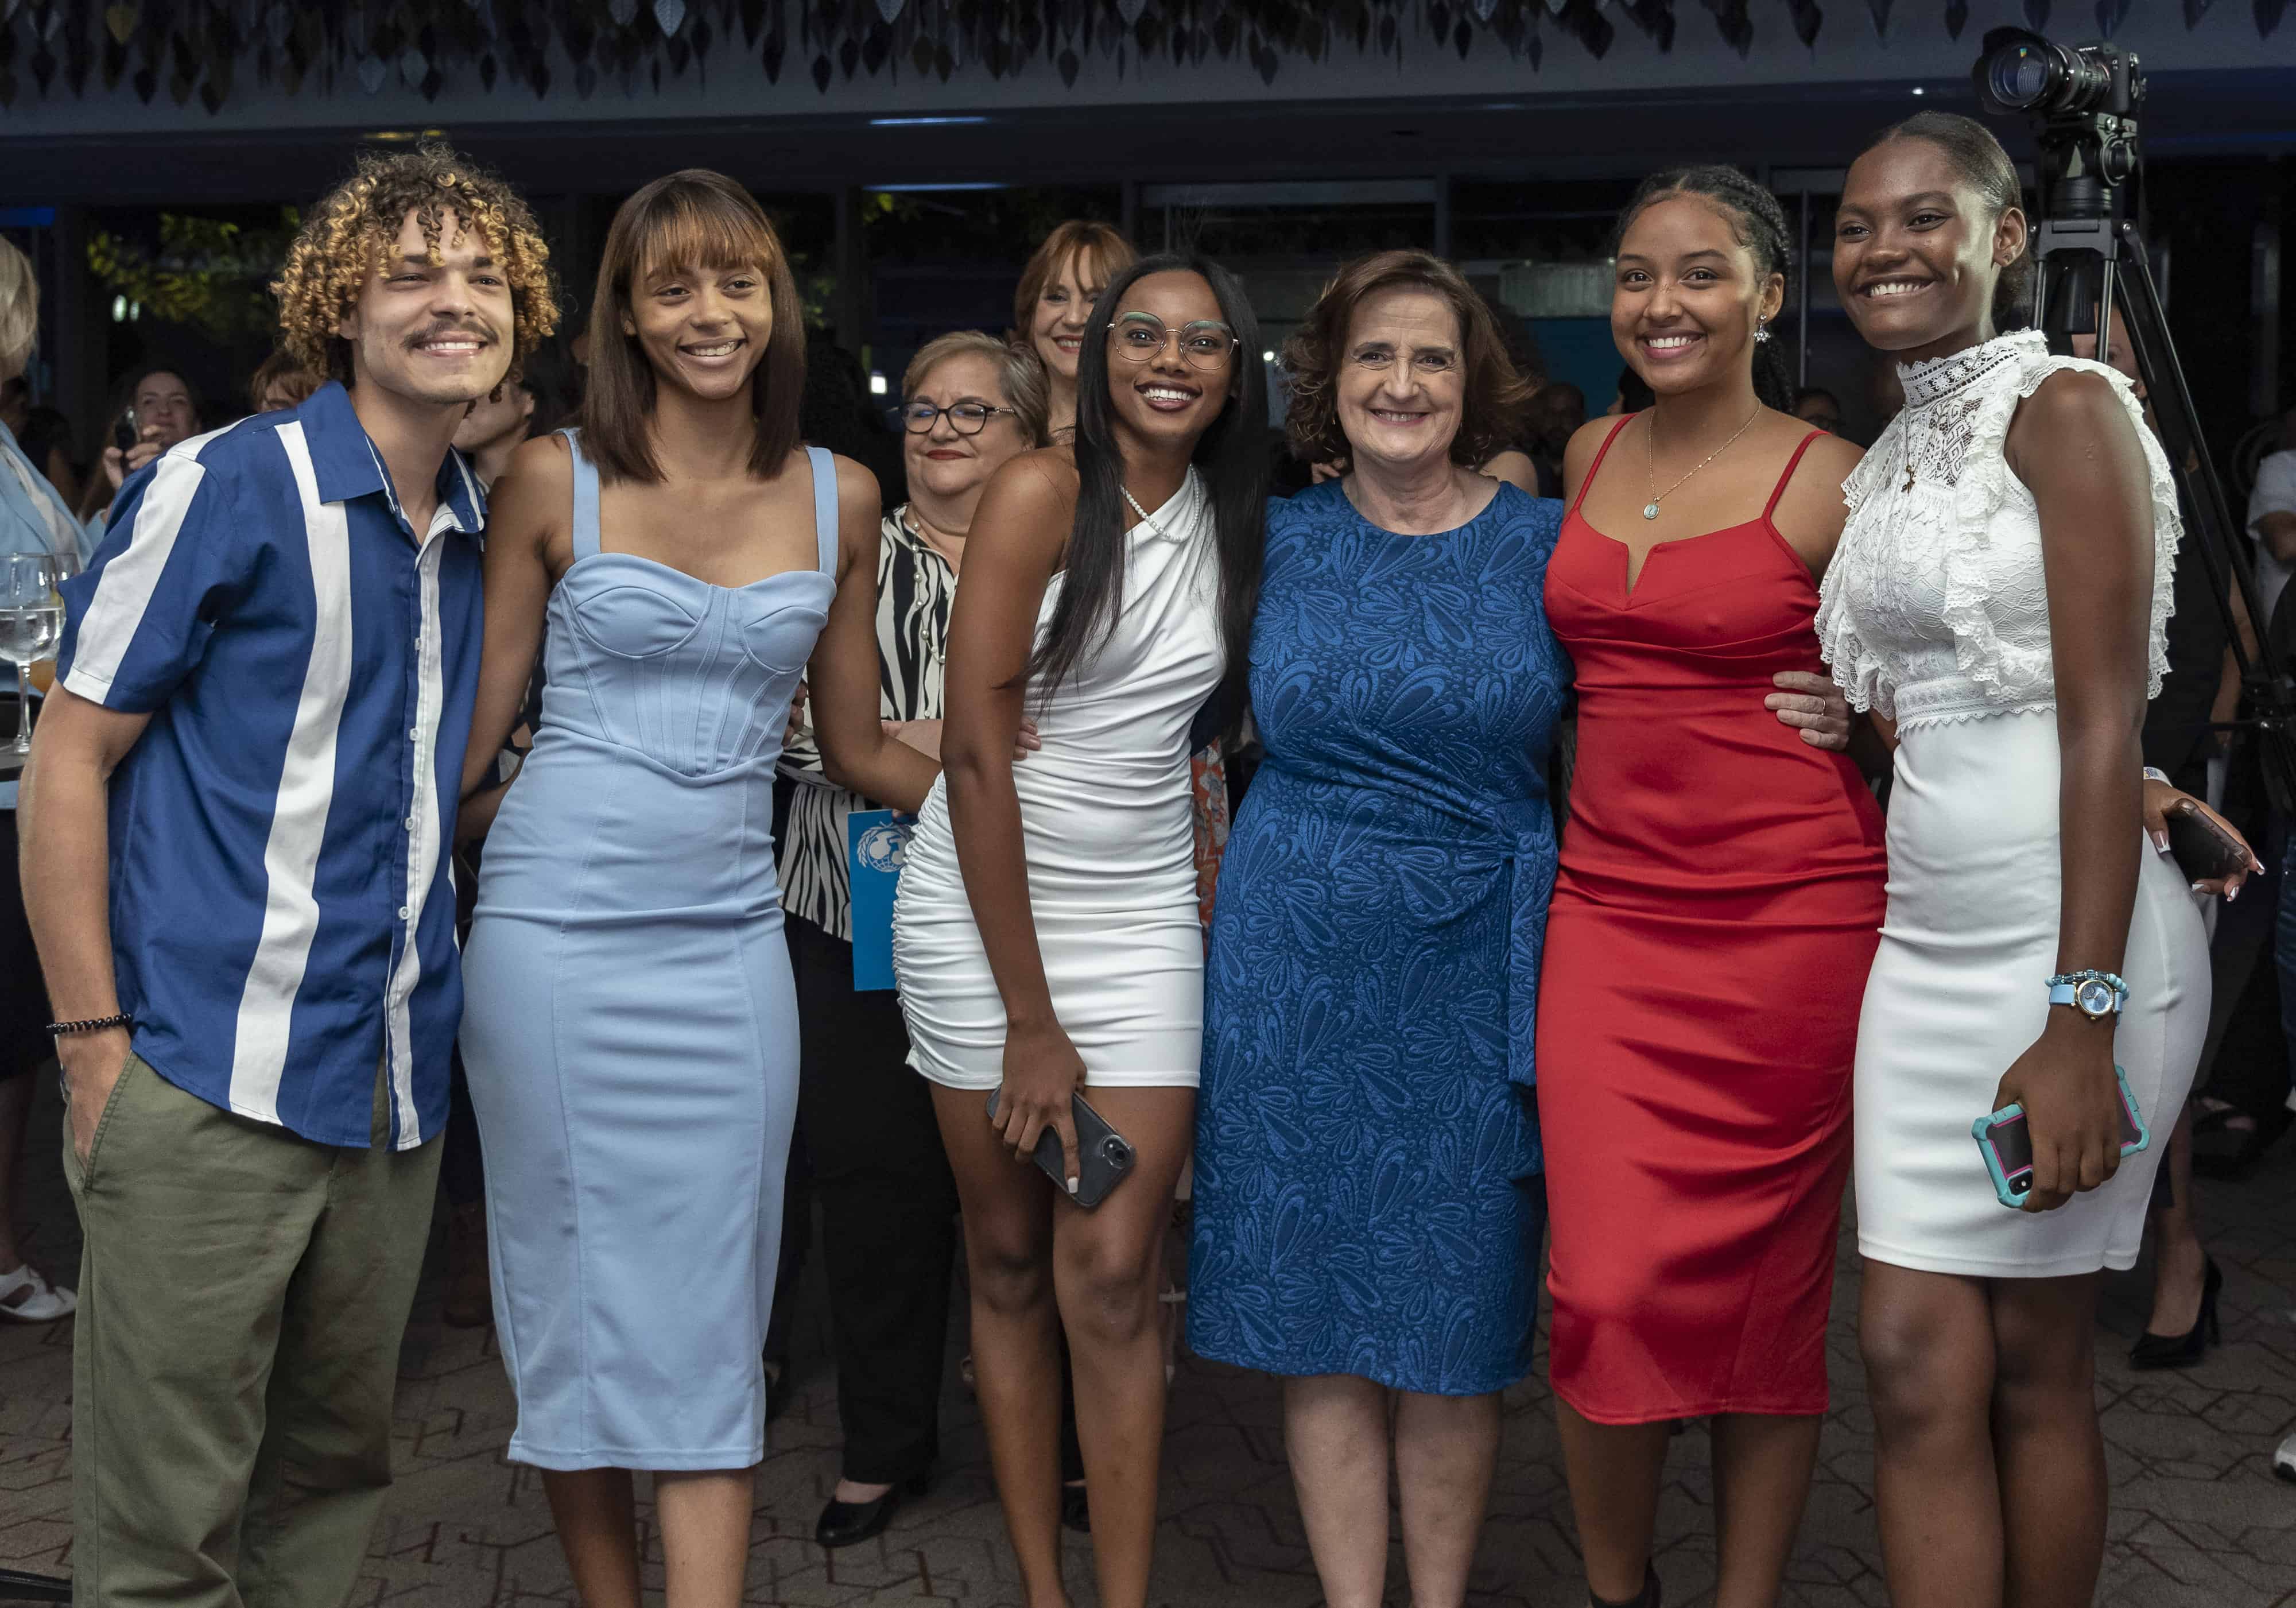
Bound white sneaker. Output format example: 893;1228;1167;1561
2275;1429;2296;1485
0;1264;75;1322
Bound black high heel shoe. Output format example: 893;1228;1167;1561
1591;1567;1661;1608
814;1473;930;1549
2130;1257;2223;1370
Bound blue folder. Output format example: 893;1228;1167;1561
847;809;914;991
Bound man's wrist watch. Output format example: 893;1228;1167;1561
2047;970;2129;1022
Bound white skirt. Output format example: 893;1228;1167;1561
1853;703;2209;1278
891;773;1205;1092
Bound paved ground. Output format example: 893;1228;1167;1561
0;1067;2291;1607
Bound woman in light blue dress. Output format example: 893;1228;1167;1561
457;171;936;1607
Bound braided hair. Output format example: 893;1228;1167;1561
1863;113;2035;330
1610;165;1797;413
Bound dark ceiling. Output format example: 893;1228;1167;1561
3;67;2289;208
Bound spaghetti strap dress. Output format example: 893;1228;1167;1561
1535;418;1888;1424
460;430;837;1470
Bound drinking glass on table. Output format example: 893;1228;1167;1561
0;553;65;756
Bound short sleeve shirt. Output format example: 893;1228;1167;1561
57;382;486;1149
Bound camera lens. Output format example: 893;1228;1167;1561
1986;44;2057;109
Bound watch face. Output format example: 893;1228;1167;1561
2076;979;2116;1017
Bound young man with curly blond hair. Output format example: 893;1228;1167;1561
20;144;555;1608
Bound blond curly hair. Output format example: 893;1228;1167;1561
273;144;558;388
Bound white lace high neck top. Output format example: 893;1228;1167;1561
1814;329;2179;728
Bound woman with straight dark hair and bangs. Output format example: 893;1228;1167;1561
893;252;1264;1608
457;168;938;1607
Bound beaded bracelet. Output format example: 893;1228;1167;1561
46;1014;132;1038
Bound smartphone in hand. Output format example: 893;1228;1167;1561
1973;1065;2149;1208
984;1087;1137;1209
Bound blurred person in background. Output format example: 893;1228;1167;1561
1792;386;1845;435
2248;403;2296;629
1014;220;1137;444
452;375;537;487
773;330;1049;1548
75;363;203;530
248;348;321;414
802;327;905;509
1;375;79;507
1523;380;1587;499
1605;363;1655;416
0;236;80;1324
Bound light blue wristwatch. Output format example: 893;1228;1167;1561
2047;970;2128;1022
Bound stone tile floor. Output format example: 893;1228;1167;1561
0;1063;2290;1606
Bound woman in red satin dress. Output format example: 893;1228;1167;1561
1534;168;1884;1608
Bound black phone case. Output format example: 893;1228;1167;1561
2164;805;2248;883
984;1088;1137;1209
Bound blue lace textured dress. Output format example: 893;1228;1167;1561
1188;479;1569;1396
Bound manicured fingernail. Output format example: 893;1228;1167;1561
1066;1177;1079;1195
2152;831;2170;853
2192;881;2208;893
2228;884;2241;902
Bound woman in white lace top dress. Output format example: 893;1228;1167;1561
1818;114;2254;1608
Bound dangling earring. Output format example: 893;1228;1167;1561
1754;321;1773;344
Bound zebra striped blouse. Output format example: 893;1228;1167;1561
777;507;956;941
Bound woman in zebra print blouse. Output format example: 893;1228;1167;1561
774;330;1049;1547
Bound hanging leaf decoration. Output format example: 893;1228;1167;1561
0;0;2271;117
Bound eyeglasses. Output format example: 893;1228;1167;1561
1349;347;1460;378
1106;313;1239;371
890;401;1019;436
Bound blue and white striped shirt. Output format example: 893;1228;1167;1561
57;381;486;1149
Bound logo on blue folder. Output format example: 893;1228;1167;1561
848;809;915;992
854;816;909;877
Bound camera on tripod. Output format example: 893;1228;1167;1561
1972;27;2296;809
1973;26;2144;262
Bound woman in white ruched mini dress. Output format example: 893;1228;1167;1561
892;467;1220;1088
1817;328;2207;1274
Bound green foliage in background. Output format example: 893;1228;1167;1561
85;209;301;342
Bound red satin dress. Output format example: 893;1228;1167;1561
1535;417;1887;1424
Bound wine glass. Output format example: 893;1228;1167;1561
0;553;64;757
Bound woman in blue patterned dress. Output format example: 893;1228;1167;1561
1189;251;1852;1608
1189;251;1563;1608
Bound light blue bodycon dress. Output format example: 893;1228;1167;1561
460;429;836;1471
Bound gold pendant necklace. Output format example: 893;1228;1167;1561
1644;402;1763;521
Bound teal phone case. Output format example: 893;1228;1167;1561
1972;1063;2151;1210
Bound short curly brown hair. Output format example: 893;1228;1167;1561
273;143;558;388
1283;249;1531;470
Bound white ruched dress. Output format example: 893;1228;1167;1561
1817;330;2208;1277
893;470;1221;1091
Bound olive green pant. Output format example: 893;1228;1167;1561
63;1054;443;1608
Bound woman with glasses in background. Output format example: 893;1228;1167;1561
773;331;1048;1548
895;255;1265;1608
